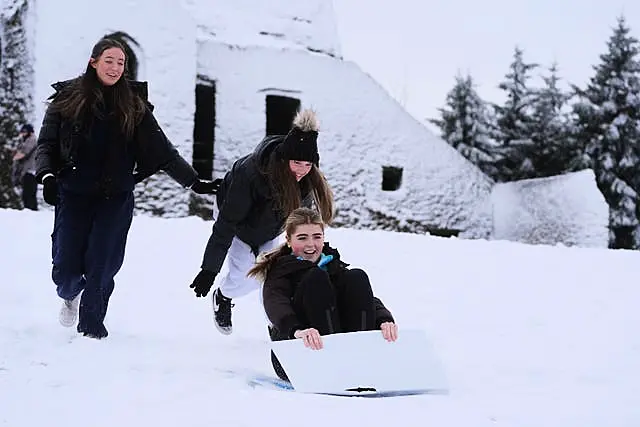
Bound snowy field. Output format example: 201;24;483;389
1;208;639;427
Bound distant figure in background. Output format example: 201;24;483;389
35;37;219;340
248;207;398;381
188;109;335;336
12;123;38;210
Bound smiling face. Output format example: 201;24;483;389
288;223;324;263
289;160;312;182
90;47;125;86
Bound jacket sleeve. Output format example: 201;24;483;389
35;104;61;182
200;166;254;273
373;297;394;328
162;152;199;188
263;276;304;339
134;107;198;187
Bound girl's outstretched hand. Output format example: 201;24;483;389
294;328;323;350
380;322;398;342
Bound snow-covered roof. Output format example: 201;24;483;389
183;0;341;58
197;41;494;238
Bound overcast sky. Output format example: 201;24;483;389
333;0;640;125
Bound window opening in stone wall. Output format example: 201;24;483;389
382;166;403;191
426;228;460;238
193;81;216;180
103;31;141;80
266;95;300;136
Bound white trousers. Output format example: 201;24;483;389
218;235;281;299
212;204;282;299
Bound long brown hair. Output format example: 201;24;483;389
265;157;334;224
48;37;146;139
247;207;325;282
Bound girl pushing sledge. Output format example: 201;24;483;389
189;109;334;335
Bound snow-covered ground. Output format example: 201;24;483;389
1;208;639;426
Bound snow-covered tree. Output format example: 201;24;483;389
0;0;34;209
492;47;539;181
572;16;640;249
527;63;586;177
429;73;500;178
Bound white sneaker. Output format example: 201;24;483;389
59;294;81;327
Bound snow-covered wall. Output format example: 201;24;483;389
32;0;198;216
491;169;609;247
197;42;494;238
182;0;341;58
23;0;491;237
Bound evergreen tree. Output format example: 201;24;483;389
492;47;539;181
0;0;33;209
527;63;582;177
429;73;500;178
572;16;640;249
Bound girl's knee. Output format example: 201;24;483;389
343;268;369;281
342;268;373;289
340;269;374;305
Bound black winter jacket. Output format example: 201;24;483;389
35;79;197;194
263;244;394;340
200;135;313;273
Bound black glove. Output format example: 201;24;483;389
42;175;59;206
190;269;217;297
191;178;222;195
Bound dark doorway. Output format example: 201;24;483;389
266;95;300;136
382;166;403;191
103;31;140;80
193;81;216;180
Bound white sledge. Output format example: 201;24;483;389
270;328;448;397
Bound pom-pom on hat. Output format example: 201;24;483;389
278;109;320;165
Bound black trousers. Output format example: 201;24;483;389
52;190;134;337
21;173;37;210
271;267;377;381
293;267;377;334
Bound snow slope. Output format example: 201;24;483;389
1;208;639;426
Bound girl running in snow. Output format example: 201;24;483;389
36;37;218;339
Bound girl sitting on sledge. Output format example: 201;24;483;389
248;207;398;381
